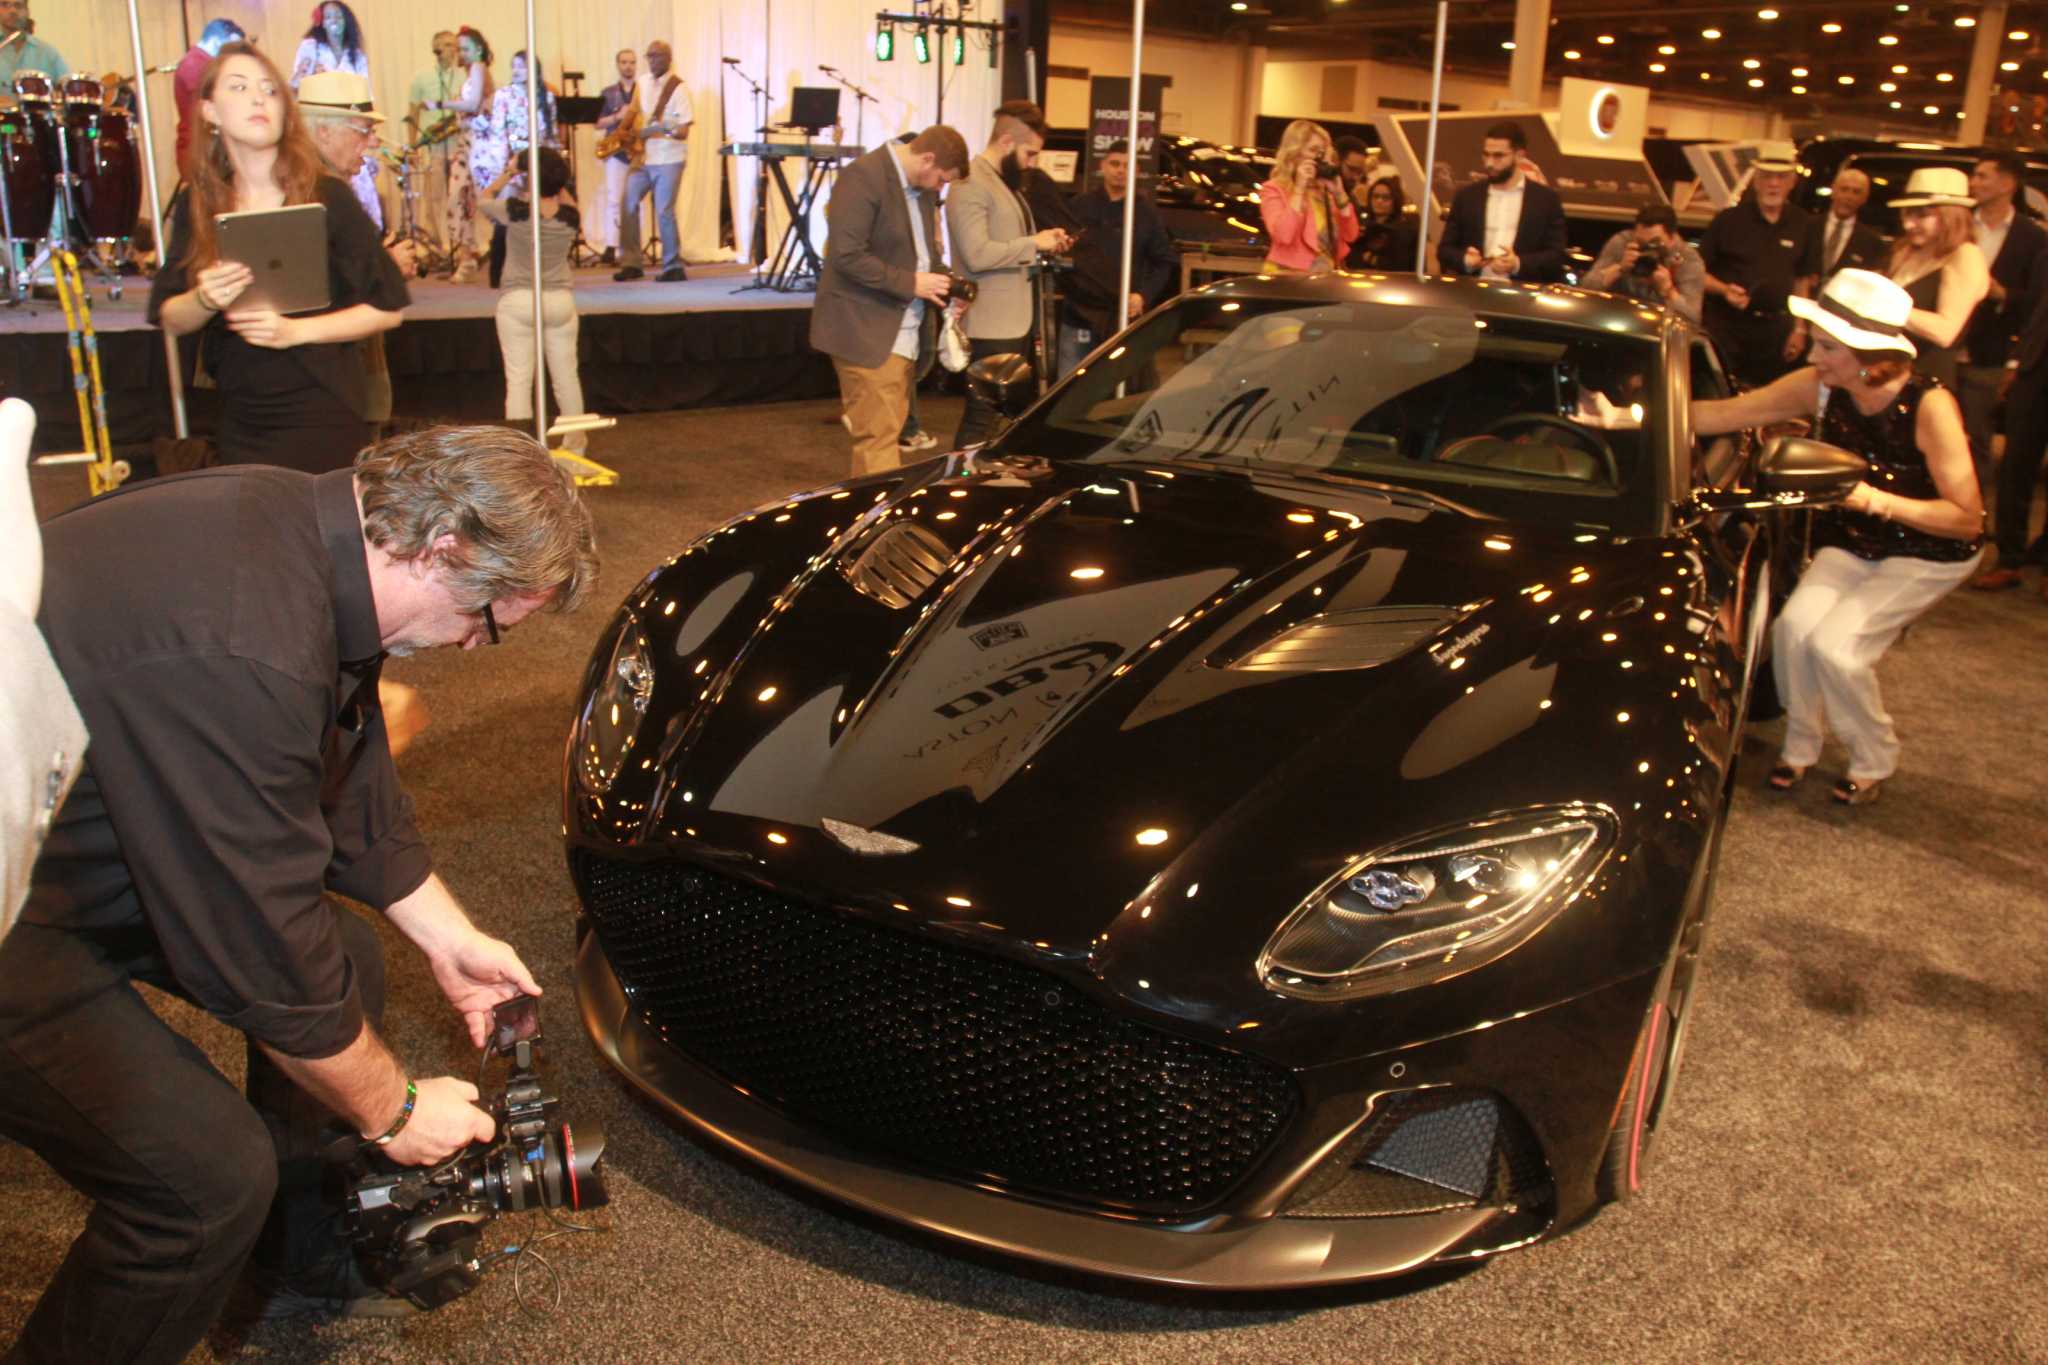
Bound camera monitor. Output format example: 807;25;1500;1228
789;86;840;137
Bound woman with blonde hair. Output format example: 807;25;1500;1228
149;43;409;471
1257;119;1357;273
1885;167;1989;387
420;26;495;281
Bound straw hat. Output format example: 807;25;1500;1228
1787;268;1918;357
1889;166;1974;209
296;71;384;123
1749;141;1799;174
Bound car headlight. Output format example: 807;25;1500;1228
1257;805;1616;1000
574;612;654;795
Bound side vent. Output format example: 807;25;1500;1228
839;521;954;609
1223;607;1462;673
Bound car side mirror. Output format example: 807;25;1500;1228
965;353;1036;419
1689;435;1868;515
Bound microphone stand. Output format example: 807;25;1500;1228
722;59;772;270
817;66;875;152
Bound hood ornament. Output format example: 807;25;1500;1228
822;818;922;856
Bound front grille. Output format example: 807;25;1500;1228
574;852;1299;1213
1284;1088;1551;1219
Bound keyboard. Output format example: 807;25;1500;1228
719;141;862;160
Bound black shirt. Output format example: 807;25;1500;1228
1812;377;1982;564
149;176;411;422
1062;190;1178;335
27;467;432;1059
1699;196;1822;334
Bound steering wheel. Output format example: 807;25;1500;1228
1450;413;1621;487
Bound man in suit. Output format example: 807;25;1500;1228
1958;153;2048;488
1435;121;1569;284
811;125;971;477
947;100;1074;448
1817;167;1889;281
1976;248;2048;594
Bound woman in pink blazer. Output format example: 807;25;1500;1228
1258;120;1358;273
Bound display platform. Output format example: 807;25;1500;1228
0;263;836;458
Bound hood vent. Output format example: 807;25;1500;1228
839;520;954;609
1223;607;1463;673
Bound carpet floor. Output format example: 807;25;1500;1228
4;397;2044;1364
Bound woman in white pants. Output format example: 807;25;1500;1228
480;148;587;451
1695;269;1984;806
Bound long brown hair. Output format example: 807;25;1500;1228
178;43;325;273
1889;203;1974;274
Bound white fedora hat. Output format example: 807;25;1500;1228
1749;140;1799;173
296;70;384;123
1788;268;1918;357
1889;166;1973;209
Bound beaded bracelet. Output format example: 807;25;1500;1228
371;1078;418;1147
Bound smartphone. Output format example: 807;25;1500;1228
489;994;541;1055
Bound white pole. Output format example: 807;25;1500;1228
525;0;545;445
1116;0;1145;340
1415;1;1448;281
126;0;188;438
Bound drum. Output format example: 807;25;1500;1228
11;72;52;106
64;107;139;241
0;105;54;238
58;75;102;107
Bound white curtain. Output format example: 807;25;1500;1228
46;0;1002;267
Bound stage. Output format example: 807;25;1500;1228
0;262;836;459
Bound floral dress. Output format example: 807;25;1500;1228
441;62;488;259
473;83;558;194
290;37;383;230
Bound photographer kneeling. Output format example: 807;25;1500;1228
1582;205;1705;324
0;427;597;1361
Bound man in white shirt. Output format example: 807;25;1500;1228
1434;122;1568;283
612;40;693;283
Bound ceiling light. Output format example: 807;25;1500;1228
1954;14;1975;26
1650;62;1667;72
1758;8;1779;18
1879;34;1900;44
1839;73;1856;83
1925;104;1941;113
2011;30;2031;41
1821;21;1843;33
1891;99;1904;108
1791;66;1809;76
1749;76;1766;86
1502;39;1516;49
1892;63;1909;72
1896;2;1909;10
1700;70;1712;78
1880;80;1898;90
1597;34;1616;44
1229;1;1246;9
1743;57;1762;68
1936;71;1954;81
1702;27;1723;39
1563;48;1582;58
1658;43;1677;54
1791;83;1807;93
2002;60;2021;70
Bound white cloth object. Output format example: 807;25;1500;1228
590;156;631;251
939;313;971;372
1772;544;1981;781
636;72;693;168
1481;179;1524;278
496;290;587;453
1974;207;2011;276
887;146;930;363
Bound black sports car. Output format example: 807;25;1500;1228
567;274;1865;1288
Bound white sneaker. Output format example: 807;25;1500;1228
897;431;939;453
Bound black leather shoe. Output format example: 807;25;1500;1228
657;265;688;282
612;266;644;282
600;248;616;265
229;1253;419;1321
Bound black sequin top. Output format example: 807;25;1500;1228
1812;376;1983;563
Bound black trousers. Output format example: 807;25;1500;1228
952;334;1033;450
0;909;387;1365
1992;362;2048;561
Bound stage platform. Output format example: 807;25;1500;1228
0;261;835;457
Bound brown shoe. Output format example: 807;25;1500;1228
1972;566;2024;590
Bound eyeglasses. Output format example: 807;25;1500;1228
480;601;500;645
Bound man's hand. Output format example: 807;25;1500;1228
225;309;300;349
1032;227;1071;254
1722;281;1752;311
378;1075;497;1166
1126;292;1145;323
1650;264;1675;297
1463;246;1483;273
424;927;544;1049
1491;248;1520;278
1620;240;1643;271
914;271;952;305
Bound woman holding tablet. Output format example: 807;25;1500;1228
150;43;410;473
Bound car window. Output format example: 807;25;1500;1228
998;293;1667;534
1689;341;1743;490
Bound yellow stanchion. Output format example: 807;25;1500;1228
547;414;620;488
43;250;128;497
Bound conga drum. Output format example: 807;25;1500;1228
1;76;55;238
64;106;140;241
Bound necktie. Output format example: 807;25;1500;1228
1827;217;1848;273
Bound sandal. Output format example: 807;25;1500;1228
1832;777;1882;806
1766;764;1806;791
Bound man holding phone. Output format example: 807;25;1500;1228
1435;121;1569;284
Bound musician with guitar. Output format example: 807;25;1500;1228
404;31;463;259
589;48;636;264
608;39;692;283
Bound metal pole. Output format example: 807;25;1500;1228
525;0;545;445
127;0;189;438
1415;0;1447;281
1116;0;1144;335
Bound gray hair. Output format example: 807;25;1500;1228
356;425;598;614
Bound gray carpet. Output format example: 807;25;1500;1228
5;398;2045;1364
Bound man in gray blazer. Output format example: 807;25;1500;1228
946;101;1072;448
811;125;970;476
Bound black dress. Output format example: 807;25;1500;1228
1899;269;1960;388
149;177;411;473
1812;375;1982;564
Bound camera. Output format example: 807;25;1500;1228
337;996;609;1310
945;273;978;303
1314;159;1342;181
1631;242;1668;276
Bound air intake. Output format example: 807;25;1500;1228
839;520;953;609
1223;607;1462;673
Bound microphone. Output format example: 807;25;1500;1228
149;62;181;75
819;65;838;75
722;56;741;65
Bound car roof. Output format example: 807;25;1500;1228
1188;271;1679;344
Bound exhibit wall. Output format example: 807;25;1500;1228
40;0;1003;265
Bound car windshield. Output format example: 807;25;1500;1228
999;289;1668;533
1177;143;1275;193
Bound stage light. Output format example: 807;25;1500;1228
875;21;894;61
913;24;931;63
952;31;964;64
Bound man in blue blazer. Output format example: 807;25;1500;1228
1435;121;1570;284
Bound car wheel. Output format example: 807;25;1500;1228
1599;955;1683;1203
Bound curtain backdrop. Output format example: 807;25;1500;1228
44;0;1003;266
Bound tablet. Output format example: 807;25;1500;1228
214;203;331;315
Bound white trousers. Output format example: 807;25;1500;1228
1772;544;1982;781
588;158;633;252
495;289;587;452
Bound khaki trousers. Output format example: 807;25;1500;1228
833;353;914;477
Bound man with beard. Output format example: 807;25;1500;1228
1435;121;1568;284
946;100;1073;448
1057;141;1176;377
612;39;692;283
0;0;64;88
1699;142;1822;388
590;48;639;265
